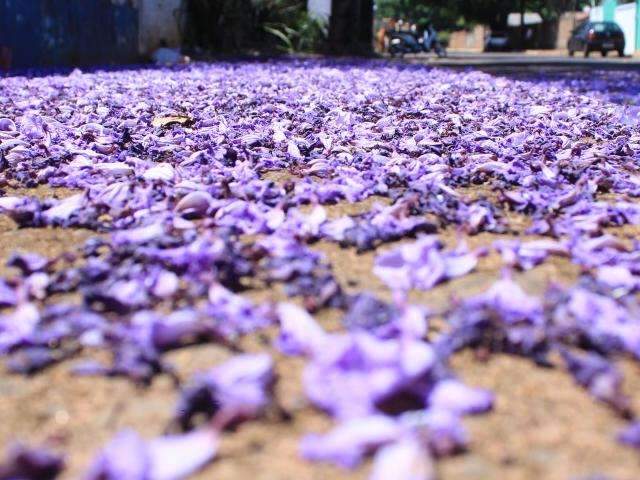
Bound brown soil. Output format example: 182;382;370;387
1;188;640;480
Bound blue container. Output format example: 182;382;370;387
0;0;139;69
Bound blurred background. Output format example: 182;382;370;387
0;0;638;69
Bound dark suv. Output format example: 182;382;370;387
568;21;625;57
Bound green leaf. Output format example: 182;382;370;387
264;25;295;53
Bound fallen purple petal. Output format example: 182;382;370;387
0;58;640;478
86;428;218;480
0;444;64;480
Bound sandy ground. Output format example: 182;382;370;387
1;186;640;480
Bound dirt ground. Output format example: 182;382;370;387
1;186;640;480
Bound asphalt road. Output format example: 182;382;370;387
403;50;640;71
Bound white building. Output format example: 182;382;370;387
138;0;183;55
308;0;331;22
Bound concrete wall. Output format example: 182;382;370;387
138;0;182;55
448;25;487;51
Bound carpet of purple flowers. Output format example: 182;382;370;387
1;60;640;479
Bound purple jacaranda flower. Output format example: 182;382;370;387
41;194;85;225
175;191;213;218
24;272;50;300
320;217;357;242
462;203;505;234
318;200;437;252
479;274;543;320
0;444;64;480
342;293;399;332
3;59;640;476
6;346;75;375
595;265;638;291
83;278;150;314
7;253;50;276
173;353;274;431
617;422;640;449
112;222;166;246
278;206;327;240
276;303;328;356
126;309;218;352
0;303;40;354
369;436;435;480
435;274;548;362
303;331;437;419
494;239;569;270
363;301;429;340
374;237;441;292
72;342;173;385
560;348;631;416
555;287;640;358
300;415;403;468
0;196;27;212
427;379;494;415
143;163;175;182
569;234;631;270
401;408;468;457
0;280;18;308
151;270;180;299
301;408;468;471
374;236;478;292
85;428;218;480
0;118;16;131
207;284;273;337
93;162;133;177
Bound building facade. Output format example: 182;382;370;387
138;0;182;56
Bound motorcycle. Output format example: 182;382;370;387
421;27;447;58
388;30;447;58
388;32;422;57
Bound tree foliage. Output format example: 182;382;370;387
182;0;318;53
375;0;591;29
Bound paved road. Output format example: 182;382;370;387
403;51;640;71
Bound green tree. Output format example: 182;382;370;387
375;0;590;29
182;0;311;53
376;0;462;28
259;0;328;53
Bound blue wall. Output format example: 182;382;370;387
0;0;139;68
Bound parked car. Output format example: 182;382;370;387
484;31;511;52
568;21;625;57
